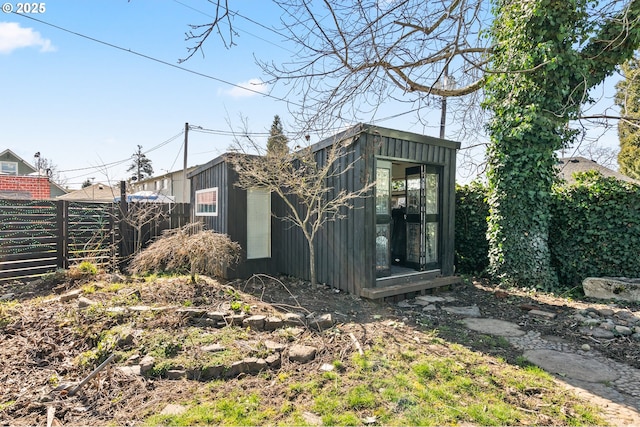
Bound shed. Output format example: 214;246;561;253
188;124;461;299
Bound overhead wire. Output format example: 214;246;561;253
14;8;434;135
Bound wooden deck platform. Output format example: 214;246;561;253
360;275;462;300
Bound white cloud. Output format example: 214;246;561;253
0;22;56;54
224;78;269;98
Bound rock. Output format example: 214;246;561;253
582;277;640;302
160;404;187;416
225;313;247;326
140;356;155;374
528;309;557;319
206;311;227;321
59;289;82;302
320;363;334;372
225;361;246;378
581;344;591;351
302;411;323;426
166;369;187;380
422;304;437;311
414;295;447;304
263;340;286;352
264;316;284;331
243;357;267;374
443;305;481;317
0;293;15;301
77;297;96;308
307;313;334;331
590;327;616;339
597;308;615;317
118;365;141;376
265;354;281;368
201;344;225;353
288;344;317;363
202;365;224;380
243;315;266;331
396;300;414;308
283;312;305;326
615;325;633;336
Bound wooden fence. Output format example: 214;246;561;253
0;199;190;283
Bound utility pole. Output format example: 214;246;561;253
439;65;448;140
183;123;189;203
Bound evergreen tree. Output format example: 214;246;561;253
616;56;640;180
266;115;289;155
81;179;93;188
127;145;154;182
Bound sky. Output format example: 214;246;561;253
0;1;624;189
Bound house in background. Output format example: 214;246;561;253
56;183;119;202
188;124;461;299
130;167;197;203
557;156;640;185
0;149;67;199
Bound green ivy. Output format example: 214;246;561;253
455;173;640;290
455;182;490;275
550;171;640;286
483;0;640;290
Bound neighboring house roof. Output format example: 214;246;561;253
0;149;36;174
0;149;68;196
57;183;119;202
556;157;640;185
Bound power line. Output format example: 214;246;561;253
15;10;434;132
13;12;302;106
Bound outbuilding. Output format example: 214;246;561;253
188;124;461;299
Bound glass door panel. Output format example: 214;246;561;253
375;160;392;276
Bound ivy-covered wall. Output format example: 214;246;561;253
549;171;640;286
455;172;640;289
454;182;489;275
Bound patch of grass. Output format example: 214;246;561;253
103;282;128;293
0;300;19;329
0;400;16;411
144;393;269;427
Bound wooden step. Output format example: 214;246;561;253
360;275;462;300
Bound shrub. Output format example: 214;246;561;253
455;172;640;289
549;171;640;286
67;261;99;281
455;182;490;275
127;222;241;282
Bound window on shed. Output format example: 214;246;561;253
246;188;271;259
0;161;18;175
195;187;218;216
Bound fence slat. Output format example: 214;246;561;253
0;199;190;283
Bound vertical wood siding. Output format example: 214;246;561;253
188;127;459;295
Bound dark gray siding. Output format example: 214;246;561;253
189;157;277;279
188;124;459;295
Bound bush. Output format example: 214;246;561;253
455;182;490;275
455;172;640;289
549;171;640;286
127;222;242;281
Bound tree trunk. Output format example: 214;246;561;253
307;237;316;286
486;144;558;289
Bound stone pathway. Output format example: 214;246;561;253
463;316;640;426
405;294;640;426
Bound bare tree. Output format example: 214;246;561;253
183;0;491;137
225;119;374;285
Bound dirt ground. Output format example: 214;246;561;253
1;274;639;425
